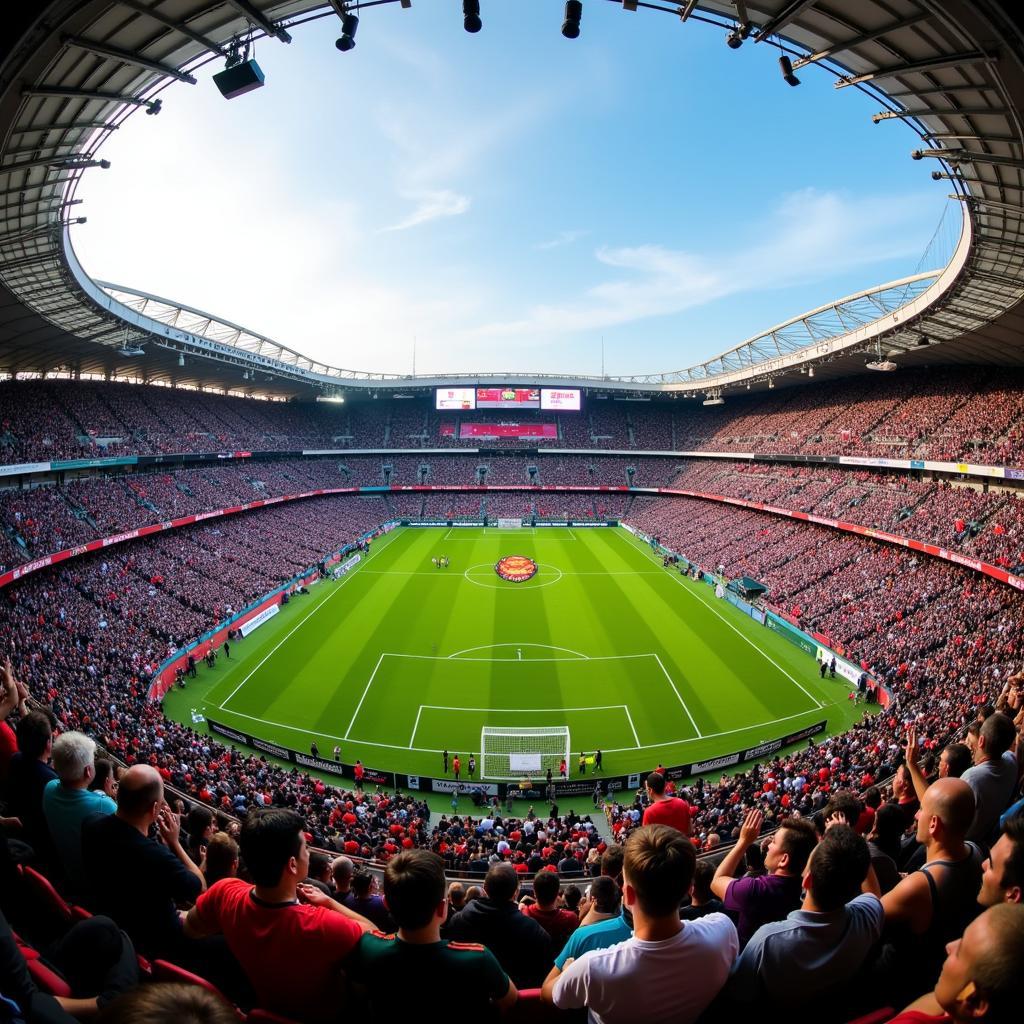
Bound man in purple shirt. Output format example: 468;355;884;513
344;869;396;933
710;809;817;946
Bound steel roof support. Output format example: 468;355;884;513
117;0;229;58
62;36;198;84
224;0;292;43
837;53;998;89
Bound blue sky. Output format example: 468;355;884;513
72;2;952;377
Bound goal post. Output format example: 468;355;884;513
495;518;524;529
480;726;570;781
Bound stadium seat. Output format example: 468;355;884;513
152;960;241;1015
18;865;73;944
843;1011;895;1024
24;957;72;999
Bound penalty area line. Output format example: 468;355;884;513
215;529;401;712
344;653;386;740
408;705;425;748
651;653;704;738
623;704;641;748
615;528;824;712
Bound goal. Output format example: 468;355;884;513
480;726;570;781
496;517;523;529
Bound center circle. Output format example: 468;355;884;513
462;562;564;590
495;554;538;582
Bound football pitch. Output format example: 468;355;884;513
164;525;864;779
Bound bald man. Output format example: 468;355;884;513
875;778;983;1003
889;904;1024;1024
82;764;205;958
331;855;354;899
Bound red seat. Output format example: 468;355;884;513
22;866;73;924
151;960;241;1018
25;958;72;999
844;1011;896;1024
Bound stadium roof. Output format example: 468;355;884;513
1;1;1022;400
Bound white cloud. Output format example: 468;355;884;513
383;189;471;232
536;229;586;251
467;189;939;341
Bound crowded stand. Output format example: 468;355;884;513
2;384;1024;1023
4;367;1024;464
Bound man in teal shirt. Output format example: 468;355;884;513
43;732;116;896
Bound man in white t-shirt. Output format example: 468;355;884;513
542;824;738;1024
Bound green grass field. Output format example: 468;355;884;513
163;525;864;780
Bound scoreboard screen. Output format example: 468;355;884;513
475;387;541;410
540;388;582;412
435;387;476;411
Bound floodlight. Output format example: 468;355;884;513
177;353;185;367
808;366;815;377
779;55;800;86
464;0;482;33
562;1;582;38
726;30;743;49
336;13;358;51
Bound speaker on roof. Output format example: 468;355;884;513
213;59;265;100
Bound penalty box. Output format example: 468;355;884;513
343;651;702;753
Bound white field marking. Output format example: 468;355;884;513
408;704;425;748
623;704;641;747
359;569;662;577
568;528;578;541
343;653;386;739
481;527;537;536
447;642;589;660
652;653;704;738
215;528;403;711
215;706;445;754
462;563;563;590
615;528;824;711
214;695;848;761
598;699;849;755
418;703;630;712
383;651;654;664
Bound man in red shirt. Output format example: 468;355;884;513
641;772;690;835
522;869;578;950
185;808;375;1022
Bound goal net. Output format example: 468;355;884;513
480;726;570;781
496;518;523;529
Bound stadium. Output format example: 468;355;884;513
2;2;1024;1022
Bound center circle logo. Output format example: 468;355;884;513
495;555;538;583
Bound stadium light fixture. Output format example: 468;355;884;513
808;366;815;377
865;341;897;371
177;353;185;367
562;1;582;39
464;0;482;33
336;12;359;51
779;55;800;86
213;34;264;99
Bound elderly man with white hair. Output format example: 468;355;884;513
42;731;116;896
